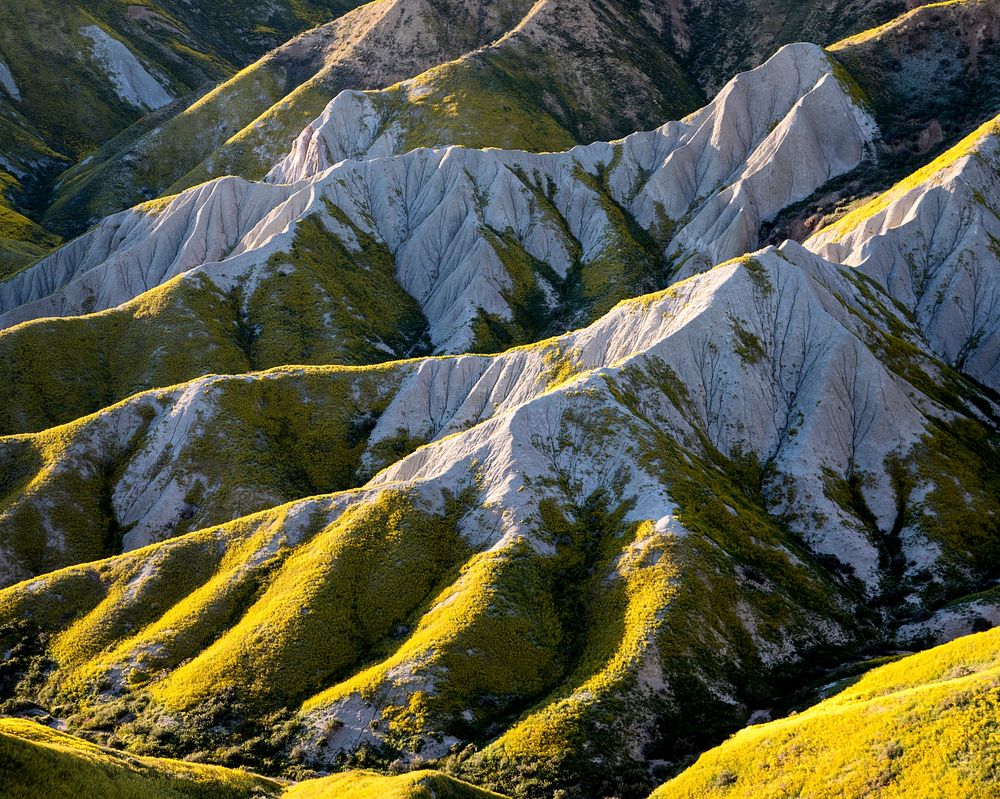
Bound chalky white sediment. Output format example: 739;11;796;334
0;44;875;353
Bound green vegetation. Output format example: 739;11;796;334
0;718;505;799
0;205;427;436
819;116;1000;242
0;717;280;798
44;57;291;234
0;272;248;435
829;0;976;51
468;157;670;353
284;769;507;799
397;59;577;155
0;174;61;277
0;0;364;247
6;3;1000;799
650;627;1000;799
0;352;426;629
153;490;471;711
248;203;429;367
470;227;562;353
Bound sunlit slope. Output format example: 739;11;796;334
649;626;1000;799
0;0;362;257
42;0;912;235
807;113;1000;390
0;717;280;799
0;45;878;437
830;0;1000;150
284;770;507;799
0;718;503;799
1;246;998;796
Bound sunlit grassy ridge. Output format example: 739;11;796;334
284;769;507;799
152;490;472;710
0;360;880;798
0;717;280;798
283;771;501;799
1;253;999;798
0;718;505;799
817;114;1000;241
828;0;975;51
650;627;1000;799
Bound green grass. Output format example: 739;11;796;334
44;54;291;233
0;203;428;436
284;769;506;799
828;0;978;51
0;0;363;239
818;115;1000;242
650;626;1000;799
153;490;471;711
0;718;505;799
0;717;280;798
0;272;249;435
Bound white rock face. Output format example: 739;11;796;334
0;177;298;327
0;61;20;101
896;590;1000;647
358;245;936;589
6;246;959;596
807;120;1000;391
0;43;875;353
80;25;173;110
269;45;877;275
609;46;877;274
266;91;403;183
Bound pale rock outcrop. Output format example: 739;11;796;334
0;178;297;327
80;25;173;110
0;43;876;354
807;119;1000;390
266;91;403;183
895;591;1000;648
0;61;20;101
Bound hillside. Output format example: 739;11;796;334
765;0;1000;242
650;626;1000;798
0;0;364;267
0;718;501;799
0;243;997;796
39;0;914;239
